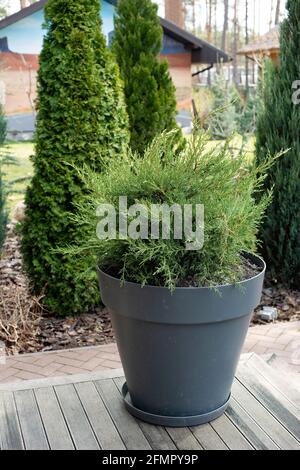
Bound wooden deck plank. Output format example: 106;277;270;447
237;366;300;441
95;379;151;450
0;369;125;393
210;413;254;450
54;384;99;450
14;389;49;450
0;356;298;451
75;381;125;450
0;391;24;450
242;354;300;409
34;387;74;450
190;423;229;450
238;362;300;418
165;427;203;451
232;379;300;450
113;377;177;450
226;398;279;450
138;422;178;451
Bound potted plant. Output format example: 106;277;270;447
69;131;280;427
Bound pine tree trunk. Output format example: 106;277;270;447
252;0;256;84
232;0;239;85
214;0;218;45
207;0;213;84
222;0;229;51
275;0;281;25
192;0;196;34
269;0;274;30
205;0;212;41
245;0;249;95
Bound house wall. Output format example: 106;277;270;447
0;1;115;54
161;53;192;110
0;0;193;115
0;67;37;115
0;52;38;114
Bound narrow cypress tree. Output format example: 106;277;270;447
112;0;178;154
21;0;129;315
256;1;300;288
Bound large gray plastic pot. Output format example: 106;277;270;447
98;253;265;427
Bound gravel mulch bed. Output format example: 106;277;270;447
0;223;299;355
253;285;300;325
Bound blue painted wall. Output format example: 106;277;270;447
0;0;184;56
0;0;115;54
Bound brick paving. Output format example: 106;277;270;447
0;321;299;385
0;343;122;385
244;321;300;373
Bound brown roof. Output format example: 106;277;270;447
238;26;280;56
0;51;39;71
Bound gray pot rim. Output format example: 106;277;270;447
97;252;266;292
98;252;266;324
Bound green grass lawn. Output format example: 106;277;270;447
2;136;255;217
205;135;255;158
3;141;34;214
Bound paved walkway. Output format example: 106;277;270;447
0;321;299;385
244;321;300;371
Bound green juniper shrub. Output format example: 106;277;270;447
64;130;281;290
256;1;300;288
21;0;129;315
112;0;179;155
208;73;242;140
239;88;262;136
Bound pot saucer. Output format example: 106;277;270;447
122;383;231;427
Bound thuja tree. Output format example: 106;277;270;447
256;1;300;288
112;0;178;154
21;0;129;315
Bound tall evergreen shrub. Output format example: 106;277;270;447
256;1;300;288
112;0;178;154
21;0;129;315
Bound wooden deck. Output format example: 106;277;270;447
0;354;299;450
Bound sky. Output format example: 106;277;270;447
7;0;285;35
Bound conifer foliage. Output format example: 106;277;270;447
256;1;300;288
21;0;129;315
208;72;242;139
112;0;178;154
